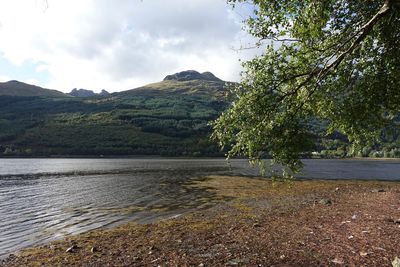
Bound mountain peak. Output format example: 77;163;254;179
163;70;222;82
68;88;110;97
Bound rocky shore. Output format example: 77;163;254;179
2;176;400;266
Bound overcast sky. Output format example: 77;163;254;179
0;0;257;92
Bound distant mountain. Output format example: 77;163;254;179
163;70;222;82
0;71;229;157
117;70;229;98
69;88;110;97
99;89;110;96
0;80;68;97
0;71;396;158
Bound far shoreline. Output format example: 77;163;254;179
0;155;399;161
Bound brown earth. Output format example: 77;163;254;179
2;176;400;266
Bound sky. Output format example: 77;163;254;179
0;0;258;93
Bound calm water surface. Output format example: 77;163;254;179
0;158;399;257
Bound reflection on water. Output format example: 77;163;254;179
0;158;399;257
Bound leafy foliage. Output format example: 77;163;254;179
213;0;400;172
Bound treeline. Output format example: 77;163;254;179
0;88;227;157
0;88;398;158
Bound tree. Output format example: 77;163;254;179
213;0;400;173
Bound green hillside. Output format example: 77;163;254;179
0;70;398;158
0;71;229;157
0;80;68;97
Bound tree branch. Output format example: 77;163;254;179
321;0;392;76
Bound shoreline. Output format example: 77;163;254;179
2;176;400;266
0;155;399;161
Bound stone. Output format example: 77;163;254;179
331;258;344;265
226;258;248;265
371;189;386;193
319;198;332;205
90;246;97;253
392;257;400;267
66;245;77;253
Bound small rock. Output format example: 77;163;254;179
226;258;247;266
351;214;357;220
348;235;354;239
279;255;285;259
66;245;77;253
319;199;332;205
226;259;240;266
150;258;160;263
198;264;205;267
90;247;97;253
253;223;261;228
371;189;386;193
360;251;369;257
331;258;344;265
392;257;400;267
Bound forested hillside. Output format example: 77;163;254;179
0;71;228;157
0;70;398;158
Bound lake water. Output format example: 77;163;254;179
0;158;399;258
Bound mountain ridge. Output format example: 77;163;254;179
163;70;223;82
0;70;224;98
0;80;68;97
0;70;230;157
69;88;110;97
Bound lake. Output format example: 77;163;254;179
1;158;399;258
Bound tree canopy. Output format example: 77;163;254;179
213;0;400;172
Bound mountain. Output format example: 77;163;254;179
117;70;228;98
0;80;68;97
99;89;110;96
163;70;222;82
69;88;96;97
0;71;229;157
0;71;397;158
69;88;110;97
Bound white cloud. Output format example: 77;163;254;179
0;0;259;92
0;75;11;82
